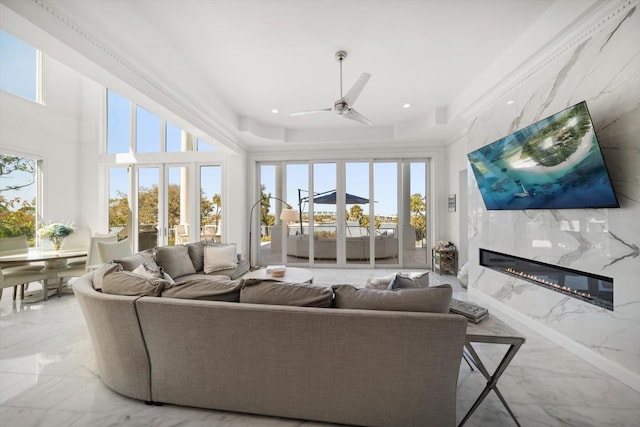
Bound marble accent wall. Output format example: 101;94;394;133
466;2;640;381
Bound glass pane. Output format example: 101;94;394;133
168;166;189;245
136;106;161;153
166;122;182;152
197;138;216;152
257;165;280;266
108;167;130;240
404;162;428;266
0;30;37;101
286;164;308;264
374;162;398;265
137;167;159;250
0;154;37;246
107;90;130;154
313;163;336;264
200;165;222;243
345;162;370;265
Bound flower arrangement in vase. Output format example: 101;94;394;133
38;223;75;250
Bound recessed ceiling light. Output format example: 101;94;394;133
271;109;279;114
506;100;515;105
403;103;411;109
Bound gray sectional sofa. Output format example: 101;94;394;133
73;241;468;427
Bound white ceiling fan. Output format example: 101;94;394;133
290;51;372;125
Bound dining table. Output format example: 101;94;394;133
0;248;88;300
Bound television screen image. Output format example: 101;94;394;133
467;101;619;210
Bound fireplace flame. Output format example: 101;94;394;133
505;267;592;299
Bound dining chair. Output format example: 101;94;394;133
60;227;91;267
0;235;44;300
96;238;133;264
1;268;49;301
57;233;117;295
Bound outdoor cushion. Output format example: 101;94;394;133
332;284;452;313
155;245;196;279
240;279;333;308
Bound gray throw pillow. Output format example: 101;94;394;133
332;284;452;313
155;245;196;279
101;270;169;297
132;263;176;285
364;274;395;290
387;271;430;290
162;278;243;302
185;242;205;272
240;279;333;308
92;263;123;291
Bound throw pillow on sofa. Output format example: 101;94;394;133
387;271;430;290
92;262;123;291
101;270;170;297
114;248;157;271
203;245;238;273
132;263;175;285
364;273;395;290
240;279;333;308
161;278;243;302
332;284;452;313
155;245;197;279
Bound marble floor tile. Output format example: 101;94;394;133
1;270;639;426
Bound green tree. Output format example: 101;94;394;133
0;155;37;242
410;193;427;241
349;204;363;221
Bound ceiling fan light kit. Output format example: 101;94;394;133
290;50;372;125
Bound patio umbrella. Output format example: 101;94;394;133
311;190;369;205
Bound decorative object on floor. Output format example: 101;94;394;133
248;196;298;267
450;298;489;323
38;222;75;250
432;243;458;275
290;50;373;125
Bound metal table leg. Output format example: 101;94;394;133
458;334;525;427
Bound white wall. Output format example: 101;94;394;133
0;54;87;227
452;3;640;389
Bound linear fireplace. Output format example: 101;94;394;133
480;249;613;311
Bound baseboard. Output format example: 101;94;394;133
468;288;640;393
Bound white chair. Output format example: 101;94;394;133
0;236;43;300
1;268;48;301
175;224;189;244
60;227;91;268
202;224;217;241
57;233;117;294
96;238;133;264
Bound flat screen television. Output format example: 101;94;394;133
467;101;619;210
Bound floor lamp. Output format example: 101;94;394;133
248;197;298;268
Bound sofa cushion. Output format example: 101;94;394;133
173;273;232;284
203;245;237;273
132;263;175;285
185;242;205;272
240;279;333;308
92;262;123;291
155;245;196;279
161;278;243;302
332;284;452;313
114;248;157;272
101;270;169;297
388;271;430;290
364;274;395;290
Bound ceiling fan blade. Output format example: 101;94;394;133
343;73;371;106
343;108;372;126
290;108;331;116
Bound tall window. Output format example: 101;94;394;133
0;154;39;246
108;167;131;238
107;90;131;154
0;29;39;102
200;166;222;242
136;106;161;152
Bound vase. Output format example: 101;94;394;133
52;238;63;251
